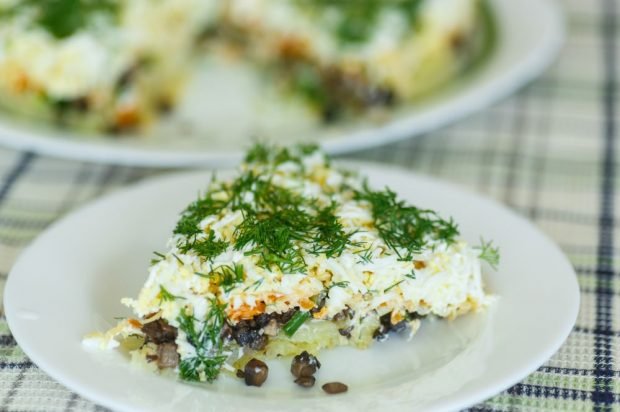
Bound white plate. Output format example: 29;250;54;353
5;164;579;411
0;0;564;167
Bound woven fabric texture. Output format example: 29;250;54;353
0;0;618;410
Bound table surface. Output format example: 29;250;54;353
0;0;618;411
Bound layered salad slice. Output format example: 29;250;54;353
84;144;497;386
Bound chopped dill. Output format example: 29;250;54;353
297;0;424;45
355;183;459;261
167;143;462;277
150;251;166;265
1;0;119;39
190;230;229;262
355;244;374;264
174;194;228;253
308;203;355;258
476;238;500;270
177;299;228;382
169;144;350;273
171;253;185;266
244;142;322;169
159;285;185;302
244;143;271;164
194;265;245;292
243;278;264;292
232;176;352;273
384;279;405;293
233;183;311;273
329;281;350;289
405;270;417;280
211;263;245;293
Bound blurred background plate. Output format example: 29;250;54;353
0;0;564;167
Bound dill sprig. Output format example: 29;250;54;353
171;253;185;265
298;0;424;45
308;203;356;257
329;281;350;289
177;299;228;382
476;238;500;270
354;244;374;264
234;207;311;273
384;279;405;293
194;264;245;292
243;278;264;292
187;230;229;262
1;0;119;39
174;191;228;255
355;183;459;261
244;142;321;168
169;144;348;273
159;285;185;302
244;143;271;164
232;176;352;273
210;263;245;293
150;251;166;265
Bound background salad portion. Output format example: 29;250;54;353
0;0;488;134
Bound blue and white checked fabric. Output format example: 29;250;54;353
0;0;619;410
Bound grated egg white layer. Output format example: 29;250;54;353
118;151;493;350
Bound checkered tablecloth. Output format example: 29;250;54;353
0;0;618;410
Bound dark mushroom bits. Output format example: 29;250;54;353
291;351;321;388
235;351;346;394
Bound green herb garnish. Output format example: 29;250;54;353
150;251;166;265
183;230;229;263
171;253;185;266
283;311;311;337
296;0;423;45
177;299;228;382
244;142;320;168
308;203;355;257
355;183;459;261
171;147;348;273
194;264;245;292
211;263;245;293
476;238;500;270
159;285;185;302
329;281;350;289
384;279;405;293
243;278;264;292
355;244;375;264
1;0;119;39
170;144;460;277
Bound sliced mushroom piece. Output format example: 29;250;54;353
290;351;321;378
295;375;316;388
262;319;280;336
235;328;268;351
322;382;348;395
244;358;269;387
156;343;179;369
338;325;353;338
141;319;177;344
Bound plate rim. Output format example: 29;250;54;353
0;0;565;167
4;162;580;411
